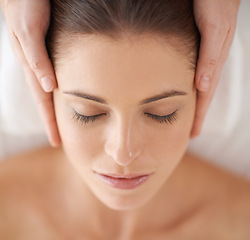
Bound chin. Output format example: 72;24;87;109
92;187;156;211
101;195;151;211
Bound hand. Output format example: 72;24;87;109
192;0;241;137
0;0;61;146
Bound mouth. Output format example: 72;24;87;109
95;172;153;190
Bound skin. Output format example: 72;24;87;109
53;34;196;210
0;35;250;239
0;0;241;145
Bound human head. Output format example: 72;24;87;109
47;0;200;210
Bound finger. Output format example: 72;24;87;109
195;25;228;92
8;31;60;146
190;90;214;138
16;30;56;93
191;27;236;138
24;69;61;147
191;65;221;138
8;31;30;70
37;94;61;147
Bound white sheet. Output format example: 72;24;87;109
0;1;249;179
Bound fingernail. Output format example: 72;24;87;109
200;77;210;92
41;77;54;92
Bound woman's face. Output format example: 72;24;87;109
53;34;196;210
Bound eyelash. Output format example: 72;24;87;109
73;111;106;125
73;110;177;125
144;111;177;124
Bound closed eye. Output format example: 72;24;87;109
73;110;178;125
145;111;177;124
73;111;106;125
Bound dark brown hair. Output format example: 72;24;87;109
47;0;200;69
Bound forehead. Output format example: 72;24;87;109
55;34;194;99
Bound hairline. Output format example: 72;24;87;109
50;30;197;71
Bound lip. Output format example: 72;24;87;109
95;172;153;190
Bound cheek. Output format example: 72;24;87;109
62;127;101;158
54;92;102;166
148;99;195;167
149;123;190;166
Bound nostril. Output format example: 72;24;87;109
104;119;142;166
106;146;141;167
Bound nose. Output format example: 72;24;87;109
104;117;142;166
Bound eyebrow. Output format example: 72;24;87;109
140;90;187;104
64;91;107;104
63;90;187;105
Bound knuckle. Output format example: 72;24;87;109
203;20;218;30
14;29;30;44
14;28;25;40
16;28;32;40
203;21;228;36
207;58;218;67
15;22;43;39
29;57;41;71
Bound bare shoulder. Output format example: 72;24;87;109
0;146;64;182
0;146;63;237
184;151;250;191
0;145;63;196
0;145;61;170
184;152;250;239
